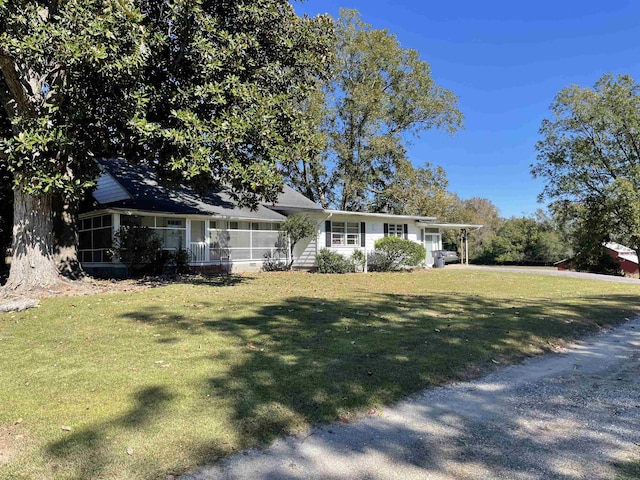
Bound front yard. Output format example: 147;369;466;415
1;270;638;479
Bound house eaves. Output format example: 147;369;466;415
323;209;436;222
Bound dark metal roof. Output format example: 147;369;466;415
91;158;321;221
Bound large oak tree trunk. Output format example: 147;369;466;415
5;188;61;290
53;196;84;279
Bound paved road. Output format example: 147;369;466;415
463;265;640;284
182;319;640;480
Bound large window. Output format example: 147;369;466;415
331;221;360;246
79;215;113;263
209;221;283;261
121;215;186;251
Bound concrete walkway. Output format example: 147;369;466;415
182;318;640;480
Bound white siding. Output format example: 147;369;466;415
292;236;317;268
93;173;131;204
308;215;441;268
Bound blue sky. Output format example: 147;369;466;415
293;0;640;218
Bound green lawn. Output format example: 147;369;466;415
1;270;638;479
615;459;640;480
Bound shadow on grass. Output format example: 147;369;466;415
92;273;252;290
47;386;175;480
189;292;639;445
45;289;640;479
613;459;640;480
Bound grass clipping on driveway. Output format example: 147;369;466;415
1;270;638;479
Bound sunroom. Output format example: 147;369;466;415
78;211;286;276
78;157;322;275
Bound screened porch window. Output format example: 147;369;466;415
121;215;186;251
79;215;113;263
208;221;283;261
331;221;360;246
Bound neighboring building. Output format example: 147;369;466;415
603;242;638;275
555;242;639;276
79;158;481;276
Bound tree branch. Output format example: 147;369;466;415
580;123;618;180
0;50;35;119
620;120;640;165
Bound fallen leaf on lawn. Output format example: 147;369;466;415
14;418;23;425
61;425;72;431
491;359;500;364
434;328;441;333
350;341;356;345
126;447;134;456
154;360;165;364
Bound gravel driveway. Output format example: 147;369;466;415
465;265;640;284
182;317;640;480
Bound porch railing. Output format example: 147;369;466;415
189;242;207;262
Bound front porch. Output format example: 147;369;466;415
78;211;287;275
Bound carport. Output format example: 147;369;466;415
416;222;482;265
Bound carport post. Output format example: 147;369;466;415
463;228;469;265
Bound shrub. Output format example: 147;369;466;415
351;249;366;272
369;236;426;271
111;226;162;276
316;248;353;273
262;250;288;272
172;248;191;274
110;225;187;277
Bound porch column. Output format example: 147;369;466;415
112;213;120;263
186;219;191;252
205;220;210;262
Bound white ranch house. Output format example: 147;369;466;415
79;158;481;276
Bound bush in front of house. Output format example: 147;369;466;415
368;236;426;271
351;249;366;272
262;250;288;272
111;225;190;277
316;248;354;273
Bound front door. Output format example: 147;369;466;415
422;230;440;266
190;220;206;262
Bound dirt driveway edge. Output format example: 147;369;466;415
183;317;640;480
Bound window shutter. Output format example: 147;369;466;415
383;223;389;237
360;222;366;247
403;224;408;239
421;229;424;243
325;220;331;247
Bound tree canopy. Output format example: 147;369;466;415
474;212;569;265
532;73;640;259
283;9;463;211
0;0;332;289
